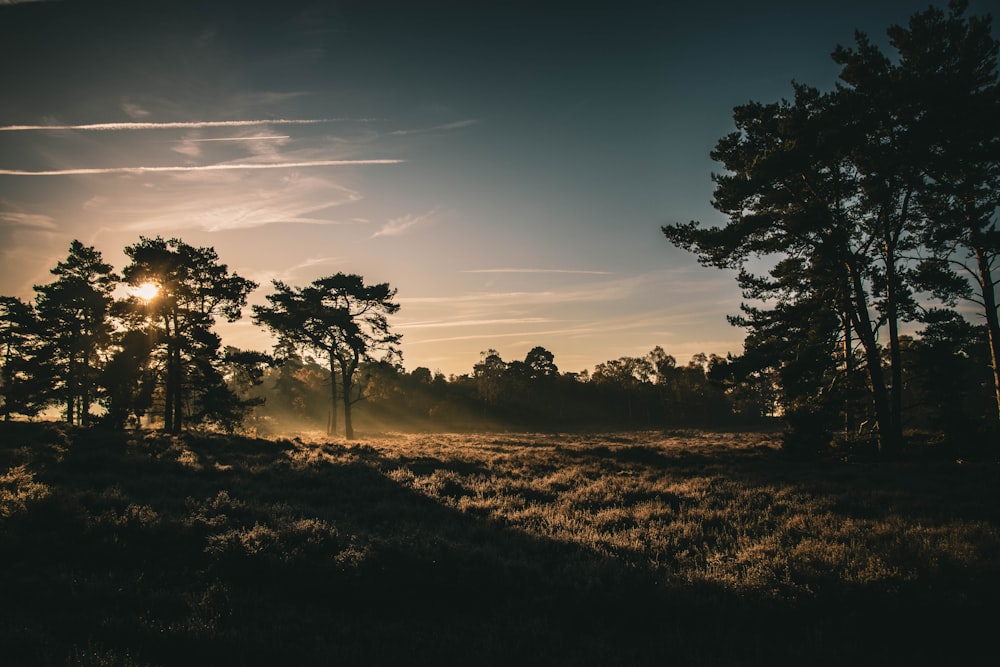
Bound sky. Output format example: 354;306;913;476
1;0;995;378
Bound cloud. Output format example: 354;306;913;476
251;255;344;287
403;321;651;346
0;118;361;132
81;171;368;232
186;135;291;142
122;103;151;119
0;159;403;176
170;133;292;159
0;211;57;229
387;119;479;137
371;208;437;238
399;317;557;330
462;268;614;275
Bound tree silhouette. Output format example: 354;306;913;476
99;328;156;429
33;241;117;426
664;1;1000;451
253;274;401;440
0;296;44;420
900;1;1000;420
473;349;506;411
121;237;256;432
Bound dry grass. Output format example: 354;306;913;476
1;423;998;666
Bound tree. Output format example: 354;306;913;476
0;296;44;420
253;273;401;440
663;83;899;449
591;355;655;422
98;328;156;429
33;241;117;425
195;347;272;433
473;349;506;410
121;237;256;432
904;310;996;440
663;3;1000;452
524;346;559;380
899;1;1000;420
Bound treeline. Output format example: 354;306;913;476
1;238;265;432
1;233;995;443
664;1;1000;454
0;238;402;438
0;236;760;435
246;346;763;434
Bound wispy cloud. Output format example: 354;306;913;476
186;135;291;142
371;208;437;238
463;268;614;275
387;119;479;137
0;118;361;132
83;172;367;232
252;256;344;286
121;103;151;119
0;211;57;229
170;133;292;159
404;321;648;346
399;317;556;330
0;159;403;176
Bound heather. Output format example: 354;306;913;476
2;422;997;666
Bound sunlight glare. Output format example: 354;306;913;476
130;281;160;301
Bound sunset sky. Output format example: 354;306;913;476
2;0;993;377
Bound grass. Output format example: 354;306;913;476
1;422;998;666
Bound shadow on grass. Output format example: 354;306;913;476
0;423;997;666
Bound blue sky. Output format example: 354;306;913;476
1;0;994;376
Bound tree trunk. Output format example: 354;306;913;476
848;259;900;454
976;246;1000;421
884;240;904;449
163;316;176;432
82;348;91;427
172;344;183;433
327;355;338;437
843;306;854;437
66;352;75;425
340;354;357;441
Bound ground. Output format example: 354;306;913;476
2;423;998;666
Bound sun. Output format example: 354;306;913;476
130;281;160;301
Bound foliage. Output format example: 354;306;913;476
663;0;1000;453
0;296;45;420
252;274;401;440
253;345;753;435
121;237;257;433
33;241;118;425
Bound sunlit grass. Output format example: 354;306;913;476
1;423;997;666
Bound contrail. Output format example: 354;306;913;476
0;119;363;132
0;159;403;176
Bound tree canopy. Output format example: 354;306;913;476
663;0;1000;453
252;273;401;440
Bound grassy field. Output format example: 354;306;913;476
2;422;998;666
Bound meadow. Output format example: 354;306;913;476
1;422;998;666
